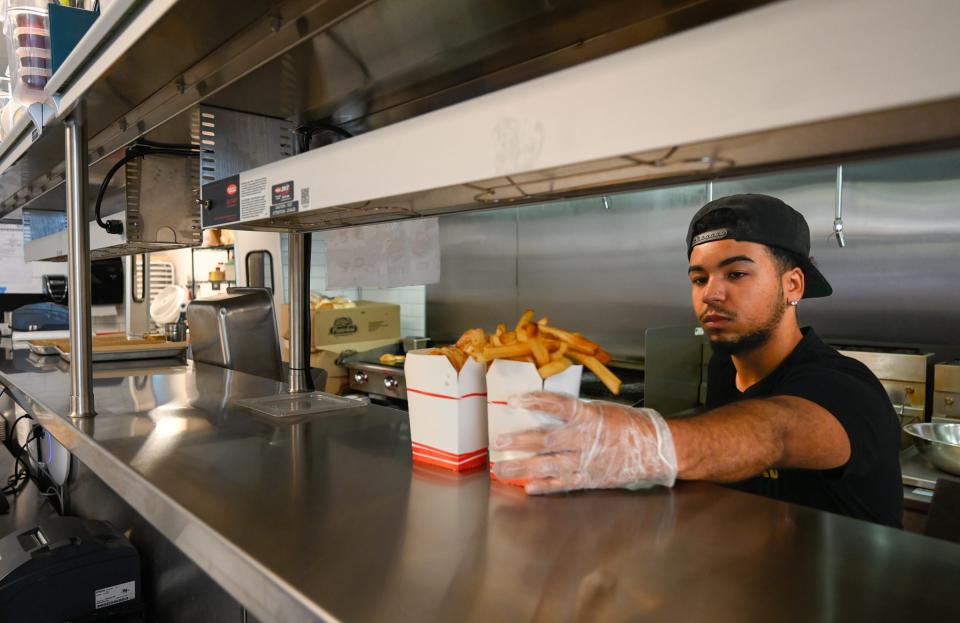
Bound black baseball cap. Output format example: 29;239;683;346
686;193;832;299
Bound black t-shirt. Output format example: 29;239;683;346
705;328;904;528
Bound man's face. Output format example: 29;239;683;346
688;239;790;355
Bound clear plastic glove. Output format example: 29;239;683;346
492;391;678;495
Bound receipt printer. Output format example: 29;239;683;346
0;516;141;621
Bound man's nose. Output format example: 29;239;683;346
701;277;725;304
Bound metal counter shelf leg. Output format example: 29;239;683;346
65;103;95;418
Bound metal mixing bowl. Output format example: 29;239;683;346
904;422;960;476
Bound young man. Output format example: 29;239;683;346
493;194;903;528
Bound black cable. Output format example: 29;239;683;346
1;395;57;503
95;153;132;233
8;413;31;438
300;233;314;391
134;138;202;152
4;428;63;513
3;429;40;496
95;141;202;235
294;123;353;153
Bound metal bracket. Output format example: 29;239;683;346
25;99;59;132
832;165;846;248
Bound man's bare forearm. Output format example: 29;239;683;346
667;399;791;482
667;395;851;482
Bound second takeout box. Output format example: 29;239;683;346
404;350;489;471
486;359;583;482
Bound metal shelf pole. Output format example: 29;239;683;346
65;103;95;418
287;233;310;393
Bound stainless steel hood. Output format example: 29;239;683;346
202;0;960;232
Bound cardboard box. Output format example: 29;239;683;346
404;350;488;471
486;359;582;485
279;301;401;349
281;337;400;394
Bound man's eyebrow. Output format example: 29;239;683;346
687;255;756;274
719;255;756;267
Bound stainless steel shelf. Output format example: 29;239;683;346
0;0;375;218
3;0;959;238
0;0;777;221
183;0;960;234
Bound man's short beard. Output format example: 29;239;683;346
708;288;788;356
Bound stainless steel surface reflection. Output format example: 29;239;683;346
905;422;960;476
2;349;960;622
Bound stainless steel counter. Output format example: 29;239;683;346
2;348;960;622
902;446;960;490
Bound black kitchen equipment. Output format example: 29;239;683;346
41;258;126;306
41;273;67;304
0;515;142;622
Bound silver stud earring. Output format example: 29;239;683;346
789;300;799;307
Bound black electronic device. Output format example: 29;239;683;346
91;258;125;305
0;516;141;622
0;293;47;315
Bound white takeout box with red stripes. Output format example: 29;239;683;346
404;350;488;471
486;359;583;484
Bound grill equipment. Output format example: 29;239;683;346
343;342;407;403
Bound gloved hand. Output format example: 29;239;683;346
492;391;678;495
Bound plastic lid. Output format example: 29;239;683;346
150;285;188;324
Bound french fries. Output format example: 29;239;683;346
481;343;533;361
427;346;468;371
567;351;622;396
537;357;571;379
515;309;535;333
538;325;600;356
427;309;622;395
525;326;551;367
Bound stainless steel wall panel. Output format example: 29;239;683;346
426;209;518;343
714;151;960;348
515;185;706;360
428;149;960;358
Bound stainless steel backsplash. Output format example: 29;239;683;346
427;149;960;361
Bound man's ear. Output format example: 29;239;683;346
784;267;805;301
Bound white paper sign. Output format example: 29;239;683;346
325;218;440;289
0;223;66;294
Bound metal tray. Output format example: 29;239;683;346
234;391;368;419
27;341;61;356
58;343;189;362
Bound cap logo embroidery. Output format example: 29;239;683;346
692;228;729;246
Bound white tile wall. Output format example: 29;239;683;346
280;234;426;336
